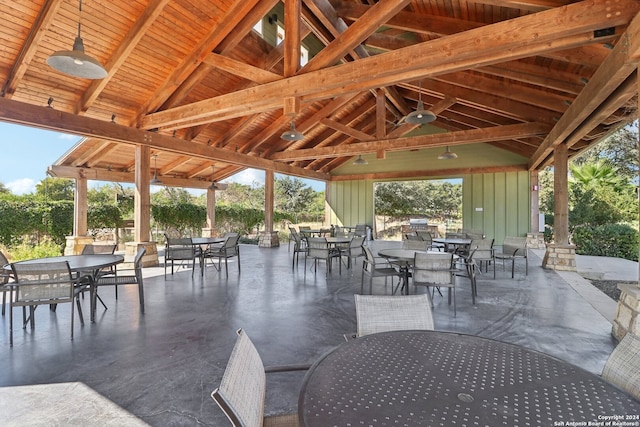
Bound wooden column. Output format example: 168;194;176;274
202;187;217;237
526;170;545;249
64;176;93;255
553;143;569;245
74;176;88;236
542;142;575;271
129;145;158;266
258;170;279;247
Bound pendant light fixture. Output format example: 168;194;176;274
150;154;162;185
353;154;368;165
404;80;436;125
208;165;228;190
47;0;108;79
280;121;304;141
437;146;458;160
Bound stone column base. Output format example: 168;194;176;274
64;235;95;255
613;284;640;341
258;231;280;248
526;232;545;249
542;243;576;271
125;241;159;267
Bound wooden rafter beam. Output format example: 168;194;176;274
530;10;640;169
0;97;328;181
272;123;551;161
140;0;638;131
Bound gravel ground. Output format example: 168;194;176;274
588;280;631;302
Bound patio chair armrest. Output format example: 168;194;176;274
264;364;312;373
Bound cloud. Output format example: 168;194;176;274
227;169;265;187
7;178;36;195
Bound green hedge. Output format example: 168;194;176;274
572;223;638;261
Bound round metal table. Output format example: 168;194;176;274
8;254;124;273
298;330;640;426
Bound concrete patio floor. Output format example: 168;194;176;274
0;240;625;426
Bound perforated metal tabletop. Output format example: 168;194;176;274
298;330;640;426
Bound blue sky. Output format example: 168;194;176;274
0;122;324;194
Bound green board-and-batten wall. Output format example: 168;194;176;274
327;171;530;244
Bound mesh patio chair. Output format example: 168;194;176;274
80;243;119;298
602;333;640;400
8;261;83;346
402;239;430;251
354;294;434;337
304;237;340;275
164;234;197;278
412;251;457;316
290;229;307;269
467;238;495;278
201;233;241;277
416;230;443;251
1;250;14;316
354;224;367;237
404;232;421;241
341;236;365;269
494;236;528;278
212;328;308;427
360;246;402;295
91;247;146;321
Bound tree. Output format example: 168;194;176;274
0;182;9;194
151;187;194;205
572;122;638;182
275;177;316;215
569;161;628;191
35;177;74;201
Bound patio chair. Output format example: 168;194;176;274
91;247;146;321
402;239;429;251
468;238;495;278
361;246;402;294
340;236;365;269
201;233;241;277
164;234;197;278
1;250;14;316
354;294;434;337
404;232;421;241
412;252;457;316
8;261;83;346
494;236;528;278
80;243;119;298
416;230;443;251
304;237;340;275
354;224;367;237
212;328;308;427
290;229;307;269
287;225;297;251
602;333;640;400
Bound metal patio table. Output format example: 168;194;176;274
298;330;640;427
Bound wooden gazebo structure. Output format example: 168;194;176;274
0;0;638;266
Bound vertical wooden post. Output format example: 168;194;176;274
74;176;88;237
530;170;540;233
264;170;274;232
202;187;217;237
553;143;569;246
134;145;151;243
283;0;301;78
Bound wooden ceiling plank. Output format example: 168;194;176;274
76;0;172;114
141;0;638;131
2;0;64;98
272;122;551;161
530;11;640;169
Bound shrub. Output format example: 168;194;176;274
7;239;64;262
571;223;638;261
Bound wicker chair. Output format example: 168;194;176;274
602;333;640;400
8;261;82;346
354;294;434;337
91;248;146;321
212;328;307;427
412;252;457;316
494;236;528;278
360;246;402;295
